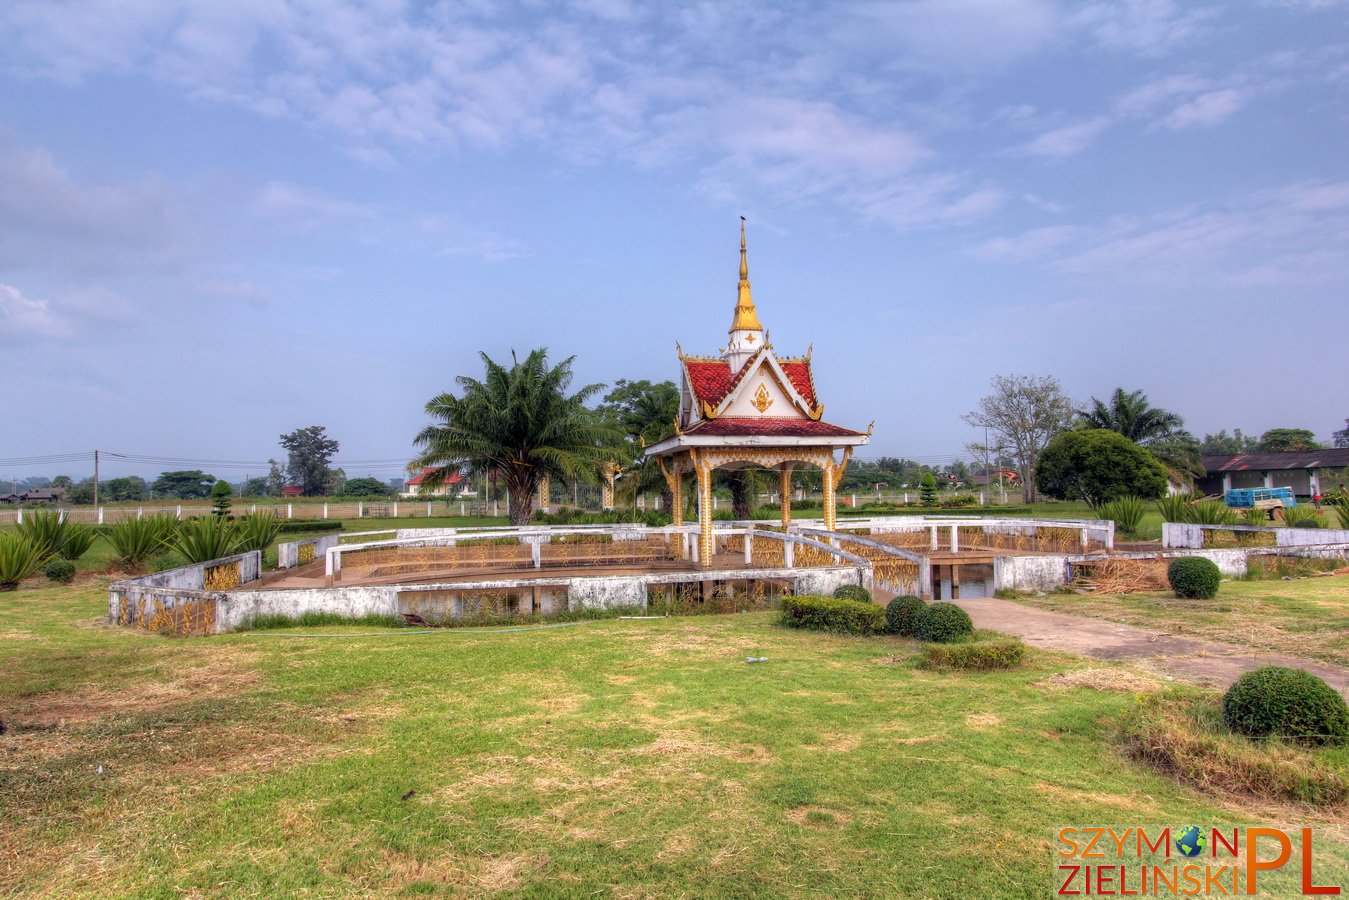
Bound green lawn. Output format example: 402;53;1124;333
4;581;1346;896
1016;575;1349;668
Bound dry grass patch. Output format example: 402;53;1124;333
1032;781;1150;812
1037;667;1163;694
786;805;854;829
965;713;1002;728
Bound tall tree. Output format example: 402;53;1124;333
1334;419;1349;449
279;426;339;497
1078;387;1202;484
1257;428;1323;453
962;374;1076;502
412;349;617;526
1200;429;1259;455
151;470;218;499
265;459;285;497
595;379;680;511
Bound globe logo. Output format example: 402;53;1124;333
1176;825;1207;858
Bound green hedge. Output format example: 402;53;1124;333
917;602;974;643
921;637;1024;670
277;520;345;534
1223;666;1349;745
833;584;872;604
780;595;885;635
1168;557;1220;599
885;595;927;636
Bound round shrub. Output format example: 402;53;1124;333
1292;519;1323;529
885;595;927;636
833;584;872;604
917;602;973;644
43;558;76;584
1167;557;1221;599
1222;666;1349;745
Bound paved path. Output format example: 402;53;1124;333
953;598;1349;697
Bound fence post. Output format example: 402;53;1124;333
358;502;363;518
176;505;182;519
288;503;293;519
950;525;959;552
98;507;105;525
137;507;143;519
744;532;753;565
460;501;465;516
15;508;22;525
323;503;328;519
393;502;399;518
427;502;432;517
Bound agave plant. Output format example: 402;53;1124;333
167;516;240;564
107;514;178;570
1280;505;1323;528
1324;490;1349;529
57;523;99;561
1239;506;1270;527
1097;496;1147;536
234;512;281;554
1154;494;1196;524
1189;500;1239;526
0;533;44;590
14;510;68;561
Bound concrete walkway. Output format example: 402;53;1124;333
954;597;1349;697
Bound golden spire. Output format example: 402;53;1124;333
729;216;763;333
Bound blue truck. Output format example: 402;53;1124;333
1224;487;1297;510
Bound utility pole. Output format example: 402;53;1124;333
93;449;99;509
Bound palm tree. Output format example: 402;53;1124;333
597;379;680;513
412;349;618;526
1079;388;1203;485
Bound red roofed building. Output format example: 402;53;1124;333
645;221;871;562
402;467;468;498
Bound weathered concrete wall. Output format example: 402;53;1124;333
993;556;1070;592
1164;522;1349;550
277;535;339;568
218;585;400;631
111;551;261;591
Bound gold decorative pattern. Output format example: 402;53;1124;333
751;383;773;413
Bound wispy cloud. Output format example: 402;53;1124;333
0;282;68;342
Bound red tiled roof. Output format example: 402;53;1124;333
684;360;735;407
407;466;465;486
681;418;865;438
779;361;817;408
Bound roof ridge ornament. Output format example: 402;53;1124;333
729;217;764;334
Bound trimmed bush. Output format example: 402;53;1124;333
885;595;927;636
780;595;885;635
832;584;872;604
1222;666;1349;745
1167;557;1221;599
917;602;973;643
277;520;344;534
922;637;1024;670
43;558;76;584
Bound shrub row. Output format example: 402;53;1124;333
277;520;345;534
921;638;1024;670
779;595;885;635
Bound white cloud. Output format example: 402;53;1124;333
0;282;68;342
1072;0;1214;56
1017;116;1113;158
1158;88;1245;128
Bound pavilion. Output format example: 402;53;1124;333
644;221;871;565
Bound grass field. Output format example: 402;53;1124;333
1017;575;1349;668
4;580;1347;897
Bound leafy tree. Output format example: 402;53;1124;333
412;349;618;526
103;476;149;502
280;426;340;497
1034;430;1168;509
240;477;271;497
1200;428;1259;455
265;459;285;497
326;467;347;496
1257;428;1324;453
51;475;73;490
1335;419;1349;450
962;374;1076;502
65;478;96;504
595;379;679;511
340;477;394;497
1078;387;1202;485
211;479;233;518
151;470;217;499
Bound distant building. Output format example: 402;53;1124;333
0;487;65;504
281;485;305;498
1196;450;1349;498
402;467;468;498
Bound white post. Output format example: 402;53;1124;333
427;502;432;517
393;502;399;517
784;539;795;568
1080;528;1089;551
288;503;293;519
980;492;986;507
713;495;718;510
176;505;182;519
460;501;465;516
15;508;22;525
358;502;364;518
137;507;143;519
493;499;499;517
531;539;541;568
98;507;105;525
851;493;856;508
744;532;753;565
929;525;938;551
949;525;959;552
323;503;328;518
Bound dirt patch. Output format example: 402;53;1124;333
5;646;261;727
811;733;862;752
1033;781;1148;812
1037;668;1163;694
965;713;1002;728
379;849;548;892
636;629;761;657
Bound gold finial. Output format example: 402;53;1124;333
729;216;763;333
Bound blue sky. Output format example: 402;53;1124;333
1;0;1347;483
